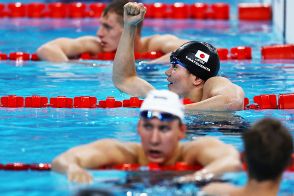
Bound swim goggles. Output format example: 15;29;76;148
140;110;179;122
170;52;187;69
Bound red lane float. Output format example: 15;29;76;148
4;163;30;170
148;3;168;18
1;95;24;107
262;44;294;60
25;96;48;108
0;53;7;60
48;2;68;18
190;3;207;19
69;2;87;18
74;96;97;108
0;3;5;17
89;3;106;18
30;163;51;171
98;97;122;108
171;3;190;19
230;46;252;60
1;94;293;109
1;161;293;172
245;93;294;110
9;52;30;61
31;53;40;61
0;2;230;19
238;3;272;21
211;3;229;20
278;93;294;109
27;3;46;18
244;98;249;109
8;3;27;18
217;48;229;60
253;94;277;109
123;97;143;108
50;96;73;108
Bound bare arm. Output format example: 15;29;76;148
52;139;137;183
178;137;242;182
112;2;154;97
142;34;188;64
185;77;245;111
37;36;102;62
186;137;241;175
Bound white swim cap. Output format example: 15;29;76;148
140;90;184;121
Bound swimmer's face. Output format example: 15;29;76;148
138;112;185;164
96;12;123;52
165;62;196;97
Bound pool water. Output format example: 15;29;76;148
0;1;293;195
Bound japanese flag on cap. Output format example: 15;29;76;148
195;50;210;62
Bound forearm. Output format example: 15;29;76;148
37;45;69;62
201;156;242;176
148;52;171;64
113;25;137;86
51;154;79;174
185;95;243;111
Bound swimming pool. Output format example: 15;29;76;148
0;1;293;195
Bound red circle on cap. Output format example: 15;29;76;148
200;54;205;58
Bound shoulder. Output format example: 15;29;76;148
184;137;225;148
202;182;239;196
203;76;244;97
141;34;184;46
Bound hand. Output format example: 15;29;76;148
123;2;146;27
173;169;214;184
67;164;93;184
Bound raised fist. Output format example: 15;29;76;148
123;2;146;26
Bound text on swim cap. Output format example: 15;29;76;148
154;95;168;100
185;56;211;72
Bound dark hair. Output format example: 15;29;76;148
243;118;293;181
102;0;143;34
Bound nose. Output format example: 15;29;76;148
150;130;161;145
96;27;104;38
165;65;172;76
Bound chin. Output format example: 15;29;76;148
148;157;165;164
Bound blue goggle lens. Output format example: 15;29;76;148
140;111;178;122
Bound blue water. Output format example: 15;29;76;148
0;1;293;196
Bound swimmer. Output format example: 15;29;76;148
37;0;188;63
202;118;293;196
52;90;241;183
113;2;245;111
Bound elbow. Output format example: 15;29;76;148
36;44;53;61
51;156;63;172
112;75;124;91
224;90;245;111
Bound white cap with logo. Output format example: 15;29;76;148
140;90;184;121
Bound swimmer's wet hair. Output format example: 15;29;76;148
243;118;293;181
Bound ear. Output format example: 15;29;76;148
178;123;187;140
191;75;204;87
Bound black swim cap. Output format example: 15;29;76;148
170;41;220;81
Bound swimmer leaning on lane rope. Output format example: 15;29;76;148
113;2;245;111
52;90;241;184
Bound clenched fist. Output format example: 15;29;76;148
123;2;146;27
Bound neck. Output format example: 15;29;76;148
240;178;281;196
